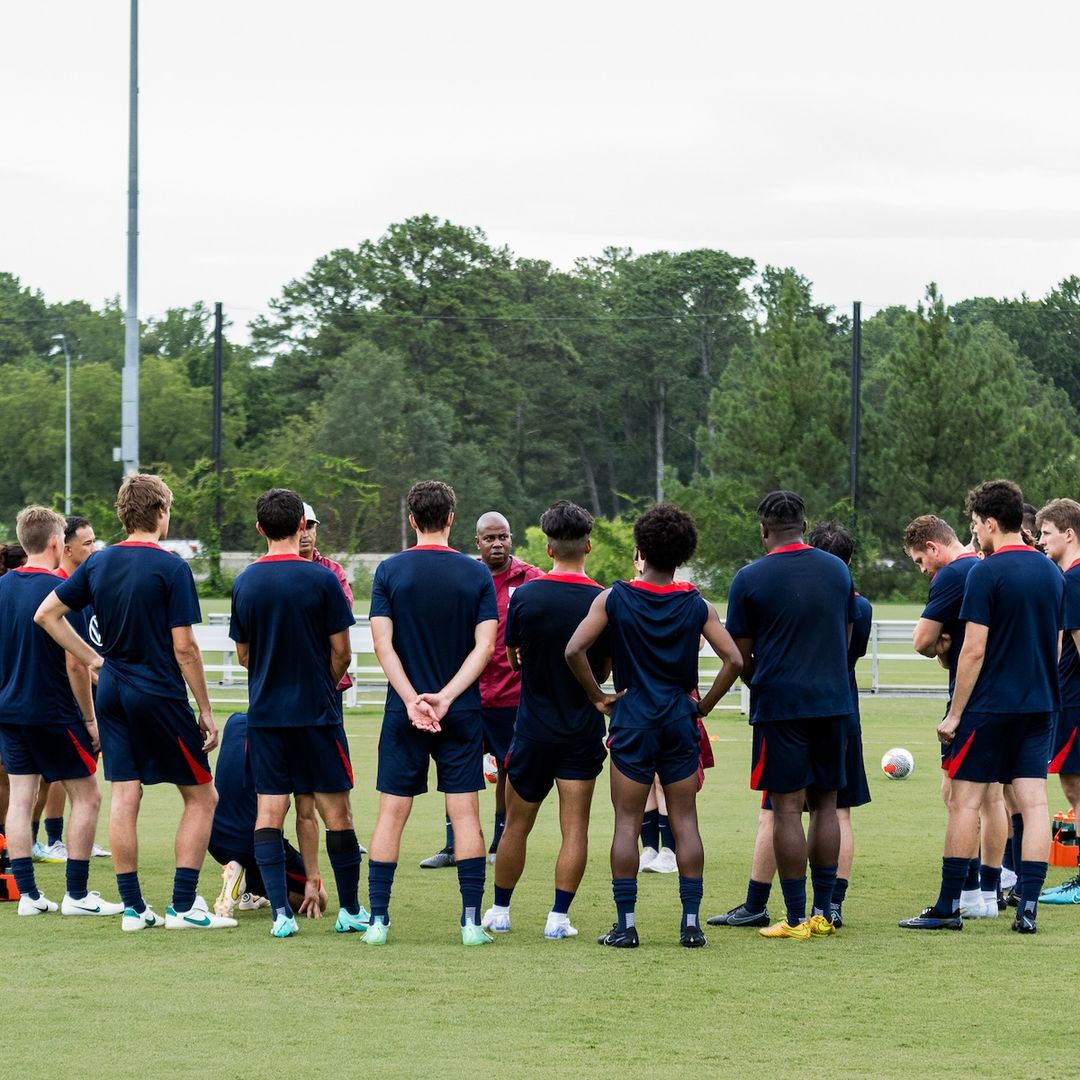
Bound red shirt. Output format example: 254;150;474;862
313;549;354;691
479;556;543;709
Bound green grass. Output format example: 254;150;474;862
6;698;1078;1078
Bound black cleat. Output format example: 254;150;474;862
680;924;708;948
419;847;455;869
898;906;963;930
1011;912;1037;934
1005;886;1020;908
597;923;639;948
706;904;770;927
829;908;844;929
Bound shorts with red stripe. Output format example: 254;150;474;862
750;716;845;795
1049;707;1080;775
0;721;97;783
247;724;354;795
946;710;1053;783
97;668;212;786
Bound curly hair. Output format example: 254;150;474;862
407;480;456;533
808;521;854;566
633;503;697;573
902;514;958;553
965;480;1023;533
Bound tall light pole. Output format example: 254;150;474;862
50;334;72;515
121;0;140;476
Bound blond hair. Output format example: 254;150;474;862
15;505;65;555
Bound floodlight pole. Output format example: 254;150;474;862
51;334;72;514
849;300;862;516
121;0;140;477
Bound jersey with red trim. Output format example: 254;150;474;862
312;549;354;692
605;578;709;730
0;568;81;725
55;543;201;701
849;593;872;710
505;572;608;742
725;544;856;724
369;546;497;717
920;553;979;697
479;556;543;709
960;546;1064;714
1059;561;1080;708
54;565;97;647
230;555;355;728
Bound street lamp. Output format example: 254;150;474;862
50;333;72;515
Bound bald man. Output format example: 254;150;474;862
420;512;542;868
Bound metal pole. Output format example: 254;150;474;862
121;0;140;476
849;300;862;514
212;302;223;531
52;334;72;514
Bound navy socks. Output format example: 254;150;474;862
640;808;660;850
457;855;486;926
254;828;291;917
116;870;144;913
810;863;837;917
679;875;703;930
935;856;969;915
613;877;637;930
11;856;38;900
745;878;771;915
66;858;89;901
1018;858;1048;919
44;817;64;847
171;866;200;914
553;888;574;915
367;859;397;923
779;876;807;926
326;829;362;916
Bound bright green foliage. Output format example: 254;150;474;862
515;516;637;586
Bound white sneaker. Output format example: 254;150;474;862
165;894;238;929
91;844;111;858
122;905;166;932
481;905;511;932
214;860;246;917
543;912;578;939
1000;867;1018;891
32;841;65;864
645;847;678;874
18;892;58;915
639;846;659;872
959;891;990;918
979;890;1000;917
62;891;125;917
239;892;270;911
41;841;68;862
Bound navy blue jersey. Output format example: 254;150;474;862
1059;560;1080;708
605;579;709;730
920;552;979;696
849;593;873;708
0;568;81;726
726;543;856;724
960;545;1064;714
505;573;609;743
209;713;256;849
370;545;497;717
229;555;355;728
55;542;201;700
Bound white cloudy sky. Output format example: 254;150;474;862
3;0;1078;337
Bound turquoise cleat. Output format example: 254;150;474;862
335;905;373;933
271;913;299;938
461;922;494;946
361;918;389;945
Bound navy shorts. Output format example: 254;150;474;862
750;716;846;795
247;725;354;795
836;713;871;809
607;713;700;787
208;836;308;897
1049;707;1080;775
0;722;97;783
482;706;517;765
96;669;211;786
947;711;1053;783
376;709;483;796
505;730;606;804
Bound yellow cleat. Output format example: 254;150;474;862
758;919;811;940
808;914;835;937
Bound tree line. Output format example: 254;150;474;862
2;214;1078;598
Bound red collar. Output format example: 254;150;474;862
953;551;978;561
993;544;1039;555
408;544;455;552
116;540;163;550
54;567;71;579
627;579;697;594
542;572;603;588
1065;557;1080;574
13;565;58;575
257;553;305;563
767;543;812;556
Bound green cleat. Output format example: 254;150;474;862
271;913;299;938
361;918;389;945
334;906;373;933
461;922;494;946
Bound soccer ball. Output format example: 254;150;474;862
483;753;499;784
881;748;915;780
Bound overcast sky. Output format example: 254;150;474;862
4;0;1078;339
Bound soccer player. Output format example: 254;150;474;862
901;480;1063;933
0;506;121;917
366;480;498;945
209;711;330;919
421;511;540;870
229;489;358;938
566;503;743;949
1035;498;1080;905
724;492;854;941
479;501;608;939
36;473;235;931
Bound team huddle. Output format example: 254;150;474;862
0;472;1075;945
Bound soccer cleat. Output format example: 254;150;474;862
121;905;165;932
1041;874;1080;899
1011;912;1038;933
487;851;497;865
239;892;270;911
808;914;835;937
758;919;812;940
829;908;844;928
597;923;639;948
1039;884;1080;905
271;913;299;938
335;906;374;933
61;891;125;917
680;924;708;948
165;895;238;929
978;891;1000;917
707;904;770;928
959;895;991;919
41;841;68;862
481;906;511;933
214;860;246;917
1005;887;1020;908
644;847;678;874
544;913;578;939
32;841;65;864
91;843;111;858
419;847;455;869
462;922;494;945
638;846;658;872
898;907;963;930
999;867;1018;891
360;918;389;945
18;892;58;915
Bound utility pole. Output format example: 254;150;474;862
849;301;862;516
120;0;140;476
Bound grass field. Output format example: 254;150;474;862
6;697;1079;1079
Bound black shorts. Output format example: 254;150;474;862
482;706;517;765
947;711;1052;784
607;714;700;787
376;709;483;796
505;730;606;804
247;724;354;795
208;837;308;897
836;713;871;809
0;722;97;783
750;716;846;795
1049;707;1080;775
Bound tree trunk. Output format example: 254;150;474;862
654;380;666;503
582;453;602;516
